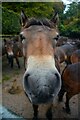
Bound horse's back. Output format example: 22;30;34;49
60;44;75;55
63;62;80;82
62;62;80;92
71;49;80;63
55;47;66;63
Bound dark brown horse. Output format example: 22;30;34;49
70;49;80;63
2;38;23;68
20;10;61;120
58;62;80;114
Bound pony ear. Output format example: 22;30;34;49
50;12;59;26
20;10;28;27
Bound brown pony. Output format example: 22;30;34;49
70;49;80;63
54;46;67;63
58;62;80;114
55;43;79;64
20;10;61;120
3;38;23;68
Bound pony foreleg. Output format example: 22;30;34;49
15;57;20;69
32;104;39;120
46;104;53;120
10;56;14;68
24;57;26;70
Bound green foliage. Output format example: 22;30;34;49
2;6;20;35
0;4;2;34
24;2;53;18
2;2;64;35
2;74;11;81
2;2;55;18
2;1;80;38
60;2;80;38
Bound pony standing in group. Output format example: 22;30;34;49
58;62;80;114
2;38;23;68
20;10;61;119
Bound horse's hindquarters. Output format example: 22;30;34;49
23;56;61;104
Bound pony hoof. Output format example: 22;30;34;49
18;66;20;69
63;107;71;114
32;116;39;120
11;66;13;68
58;97;63;102
46;112;52;120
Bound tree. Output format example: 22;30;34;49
2;2;65;35
60;2;80;38
2;6;20;34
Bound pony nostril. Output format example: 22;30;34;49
24;73;30;80
55;73;60;80
23;73;30;92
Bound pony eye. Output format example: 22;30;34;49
53;35;59;41
20;34;25;42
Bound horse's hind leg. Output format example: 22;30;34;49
32;104;39;120
15;57;20;69
46;104;53;120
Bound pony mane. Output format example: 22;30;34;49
24;18;54;28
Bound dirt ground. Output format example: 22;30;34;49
2;55;80;119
